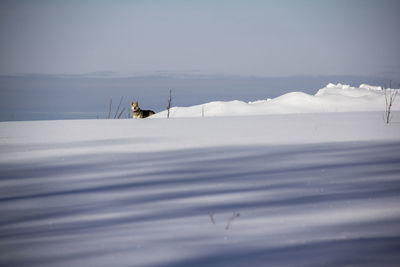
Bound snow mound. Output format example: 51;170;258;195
153;83;399;118
315;83;383;98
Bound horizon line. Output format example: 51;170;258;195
0;71;396;81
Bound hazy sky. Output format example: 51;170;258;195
0;0;399;78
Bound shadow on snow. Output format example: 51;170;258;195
1;140;400;266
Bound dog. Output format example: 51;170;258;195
131;101;155;118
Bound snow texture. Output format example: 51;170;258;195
1;84;400;267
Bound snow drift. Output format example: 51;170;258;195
153;83;400;118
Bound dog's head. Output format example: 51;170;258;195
131;101;139;112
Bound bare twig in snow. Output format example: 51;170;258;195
208;212;216;225
384;81;398;124
114;96;124;119
117;108;125;119
167;89;172;118
108;98;112;119
225;212;240;230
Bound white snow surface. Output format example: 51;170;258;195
1;84;400;266
153;83;400;118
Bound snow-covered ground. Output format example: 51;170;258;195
154;83;400;118
1;84;400;266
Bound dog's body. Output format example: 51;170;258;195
131;101;155;119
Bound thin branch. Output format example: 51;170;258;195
167;89;172;118
117;108;125;119
114;96;124;119
225;212;240;230
385;87;389;123
208;212;216;225
108;98;112;119
384;82;398;124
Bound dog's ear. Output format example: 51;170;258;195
136;101;139;105
131;101;134;105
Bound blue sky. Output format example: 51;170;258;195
1;0;399;78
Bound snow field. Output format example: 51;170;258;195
1;84;400;266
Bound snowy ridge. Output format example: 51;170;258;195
153;83;399;118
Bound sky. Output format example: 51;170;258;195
1;0;399;78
